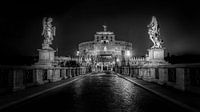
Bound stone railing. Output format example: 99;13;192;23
0;66;90;94
114;64;200;94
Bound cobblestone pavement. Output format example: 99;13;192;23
117;73;200;112
0;72;195;112
0;74;88;110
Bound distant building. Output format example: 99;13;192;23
78;25;133;71
55;56;79;67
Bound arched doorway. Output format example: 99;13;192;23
95;54;115;72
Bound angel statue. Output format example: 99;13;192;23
42;17;56;49
147;16;163;48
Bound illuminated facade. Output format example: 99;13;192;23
78;25;133;71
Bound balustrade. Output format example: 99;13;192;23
115;64;200;93
0;66;89;93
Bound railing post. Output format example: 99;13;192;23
52;68;61;82
61;68;67;79
175;68;185;91
47;69;53;82
158;68;166;85
35;69;44;85
12;69;25;91
69;68;72;78
80;67;82;75
71;67;73;77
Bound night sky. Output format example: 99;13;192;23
1;0;200;57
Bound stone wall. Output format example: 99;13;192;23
0;66;89;94
115;64;200;94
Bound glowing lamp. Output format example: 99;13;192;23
76;51;80;56
125;50;132;57
116;58;120;62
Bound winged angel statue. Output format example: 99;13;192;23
42;17;56;49
147;16;163;48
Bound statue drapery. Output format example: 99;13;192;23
147;16;163;48
42;17;56;49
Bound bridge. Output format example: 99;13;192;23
0;17;200;112
0;65;200;112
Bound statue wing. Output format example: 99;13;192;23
42;17;47;35
53;27;56;36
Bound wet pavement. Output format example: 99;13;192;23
2;72;188;112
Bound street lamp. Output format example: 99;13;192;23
76;51;80;56
76;50;80;65
116;57;120;70
125;50;132;57
116;58;120;62
125;50;132;66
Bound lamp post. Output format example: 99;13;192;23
125;50;132;66
125;50;132;75
76;51;80;56
76;50;80;66
115;57;120;73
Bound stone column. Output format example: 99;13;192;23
47;69;53;82
138;68;144;79
34;49;56;67
35;69;44;85
52;69;61;82
146;48;168;65
61;69;67;79
69;68;72;77
175;68;185;91
70;68;73;77
13;69;25;91
83;67;86;74
158;68;168;85
149;68;155;82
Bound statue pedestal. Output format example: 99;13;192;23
148;48;164;61
146;48;168;65
34;48;56;67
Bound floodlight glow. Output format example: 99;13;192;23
104;46;107;51
76;51;80;56
116;58;120;62
125;50;131;57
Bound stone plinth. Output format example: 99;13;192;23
148;48;164;61
145;48;168;66
35;48;56;67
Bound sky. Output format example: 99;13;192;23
1;0;200;57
